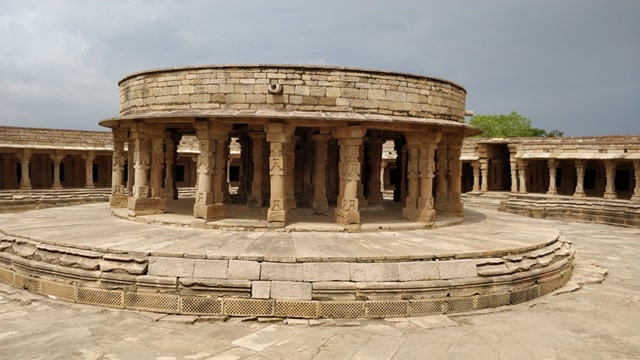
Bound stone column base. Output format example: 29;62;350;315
603;192;617;199
631;194;640;202
267;209;287;228
573;192;586;197
110;195;129;208
417;209;436;224
193;203;226;221
402;207;418;221
336;208;360;226
128;197;166;217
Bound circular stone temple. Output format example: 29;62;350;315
99;64;480;230
0;65;573;319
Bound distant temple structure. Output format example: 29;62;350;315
97;65;477;229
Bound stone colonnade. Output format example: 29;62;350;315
463;139;640;202
109;120;465;229
0;148;111;191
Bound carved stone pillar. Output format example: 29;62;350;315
573;160;586;197
471;161;481;192
435;143;448;211
631;160;640;202
366;136;384;205
546;159;558;195
265;122;294;228
110;128;128;207
480;159;489;192
193;121;229;221
247;131;266;207
447;143;463;216
212;128;230;208
17;149;32;190
508;145;519;193
285;137;297;209
402;135;421;221
518;160;528;193
50;150;65;190
194;122;214;218
84;151;96;189
150;134;165;199
417;133;442;223
603;160;617;199
357;143;367;207
127;139;135;195
128;124;166;216
333;126;364;228
311;132;331;215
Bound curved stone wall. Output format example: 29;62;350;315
0;231;574;318
117;65;466;122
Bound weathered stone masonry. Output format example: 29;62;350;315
100;64;479;230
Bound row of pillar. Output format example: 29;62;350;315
1;149;99;190
110;121;460;229
471;158;640;201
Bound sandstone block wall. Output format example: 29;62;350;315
117;65;466;122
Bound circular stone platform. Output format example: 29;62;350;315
0;203;574;319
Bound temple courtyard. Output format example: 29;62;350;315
0;204;638;358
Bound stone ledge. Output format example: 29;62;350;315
0;260;572;318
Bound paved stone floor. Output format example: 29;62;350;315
1;211;639;359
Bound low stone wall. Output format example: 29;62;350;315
0;231;573;318
463;193;640;227
0;189;111;213
505;195;640;227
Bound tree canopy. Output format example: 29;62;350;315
468;111;564;138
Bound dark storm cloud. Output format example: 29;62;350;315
0;0;638;135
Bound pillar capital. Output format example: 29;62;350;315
264;122;294;143
83;150;96;162
332;125;364;140
50;150;65;162
405;131;442;146
16;148;32;162
112;127;128;142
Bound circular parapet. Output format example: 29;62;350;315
103;64;468;127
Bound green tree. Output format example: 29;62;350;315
468;111;564;138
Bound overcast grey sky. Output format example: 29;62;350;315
1;1;638;136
